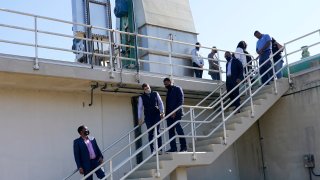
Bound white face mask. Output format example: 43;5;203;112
144;89;151;94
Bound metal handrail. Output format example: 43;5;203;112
115;47;288;180
62;125;141;180
1;8;318;179
0;8;261;79
82;48;278;180
284;29;320;45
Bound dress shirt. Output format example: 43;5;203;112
191;49;204;66
227;59;233;77
84;138;96;159
256;34;272;52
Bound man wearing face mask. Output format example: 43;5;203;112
73;125;105;180
191;42;204;78
138;83;164;154
225;51;244;111
163;78;187;152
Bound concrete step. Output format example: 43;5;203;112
196;143;224;152
199;129;232;141
210;116;244;128
137;161;163;171
127;169;155;179
195;137;223;147
148;153;173;163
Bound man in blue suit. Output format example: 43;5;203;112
225;52;244;110
73;125;105;180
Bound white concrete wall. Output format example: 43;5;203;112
257;70;320;180
0;87;134;180
186;70;320;180
138;25;197;77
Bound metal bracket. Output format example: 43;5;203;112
89;82;99;106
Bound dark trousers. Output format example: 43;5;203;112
210;72;220;80
259;50;273;84
145;116;162;153
193;62;203;78
226;79;240;108
83;159;105;180
166;116;187;151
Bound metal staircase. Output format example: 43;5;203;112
79;45;291;180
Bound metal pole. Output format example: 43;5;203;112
108;30;114;78
283;45;292;84
154;127;160;178
217;50;222;82
190;107;196;160
161;121;167;151
220;88;227;145
271;53;278;94
247;70;254;118
33;16;39;70
168;34;173;79
109;160;113;180
129;133;133;170
244;65;248;96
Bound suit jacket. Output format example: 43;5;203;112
165;85;184;119
226;58;244;88
73;136;103;171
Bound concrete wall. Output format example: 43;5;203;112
138;25;197;77
0;87;134;180
258;70;320;180
185;69;320;180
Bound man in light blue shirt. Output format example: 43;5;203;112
191;42;204;78
254;30;273;84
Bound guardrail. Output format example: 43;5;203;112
82;46;290;180
0;8;258;83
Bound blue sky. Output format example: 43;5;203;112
0;0;319;65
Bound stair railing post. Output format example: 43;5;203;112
33;16;39;70
109;160;113;180
270;52;278;94
220;88;227;145
247;68;254;118
128;133;132;170
108;30;114;78
168;34;173;79
283;44;292;84
217;50;222;83
190;107;196;160
161;121;167;151
154;126;161;178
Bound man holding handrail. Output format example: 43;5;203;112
163;78;187;152
225;52;244;111
138;83;164;154
207;46;220;80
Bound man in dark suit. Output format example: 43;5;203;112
73;125;105;180
225;52;244;110
163;78;187;152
